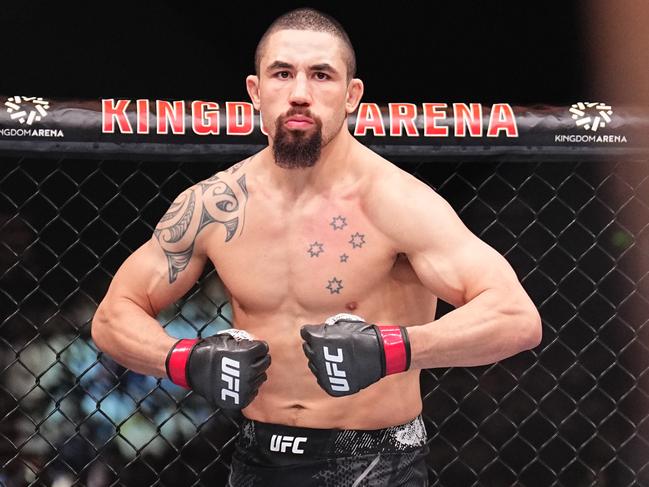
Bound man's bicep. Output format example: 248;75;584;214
152;186;205;284
397;185;519;307
107;237;207;317
106;185;209;315
409;232;518;308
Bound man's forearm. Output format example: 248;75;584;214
92;298;177;377
407;288;541;370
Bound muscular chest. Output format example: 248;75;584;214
208;192;396;313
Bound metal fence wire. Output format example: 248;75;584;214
0;156;648;487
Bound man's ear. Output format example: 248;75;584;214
345;78;364;114
246;75;261;110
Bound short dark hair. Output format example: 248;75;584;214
255;8;357;80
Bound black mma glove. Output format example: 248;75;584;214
300;313;411;397
165;329;270;409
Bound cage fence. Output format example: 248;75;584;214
0;155;648;486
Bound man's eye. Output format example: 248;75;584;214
315;72;329;80
277;71;290;79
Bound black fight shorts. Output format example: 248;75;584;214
228;415;429;487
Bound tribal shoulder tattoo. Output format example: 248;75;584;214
154;166;249;283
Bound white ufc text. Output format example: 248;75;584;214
220;357;240;405
323;346;350;392
269;435;308;454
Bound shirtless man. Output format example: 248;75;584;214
91;8;542;486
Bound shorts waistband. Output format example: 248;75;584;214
238;415;427;459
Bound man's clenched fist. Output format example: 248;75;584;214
300;314;411;397
166;329;270;409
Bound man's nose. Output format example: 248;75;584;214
288;73;311;106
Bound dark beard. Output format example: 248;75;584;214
272;109;323;169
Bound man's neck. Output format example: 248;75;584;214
261;128;359;198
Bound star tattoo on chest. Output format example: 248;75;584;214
349;232;366;249
330;215;348;230
307;241;325;257
340;253;349;263
326;277;344;294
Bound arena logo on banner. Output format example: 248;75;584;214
101;99;262;136
353;103;519;138
101;99;519;138
555;102;627;144
1;96;64;138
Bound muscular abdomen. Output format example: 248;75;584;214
232;258;437;429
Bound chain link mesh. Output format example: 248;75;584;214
1;156;647;486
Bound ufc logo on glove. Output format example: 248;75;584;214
165;329;271;409
221;357;241;405
301;313;411;397
323;346;350;392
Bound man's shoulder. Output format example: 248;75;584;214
360;150;455;247
172;156;253;246
360;148;436;206
201;156;254;187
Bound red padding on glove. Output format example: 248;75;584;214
166;338;198;389
378;326;408;375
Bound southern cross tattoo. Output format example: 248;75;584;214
349;232;366;249
330;215;348;231
326;277;344;294
340;253;349;263
307;241;325;257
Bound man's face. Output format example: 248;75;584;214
248;29;356;168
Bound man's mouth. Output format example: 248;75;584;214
284;116;314;129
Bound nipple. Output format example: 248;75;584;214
346;301;358;311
